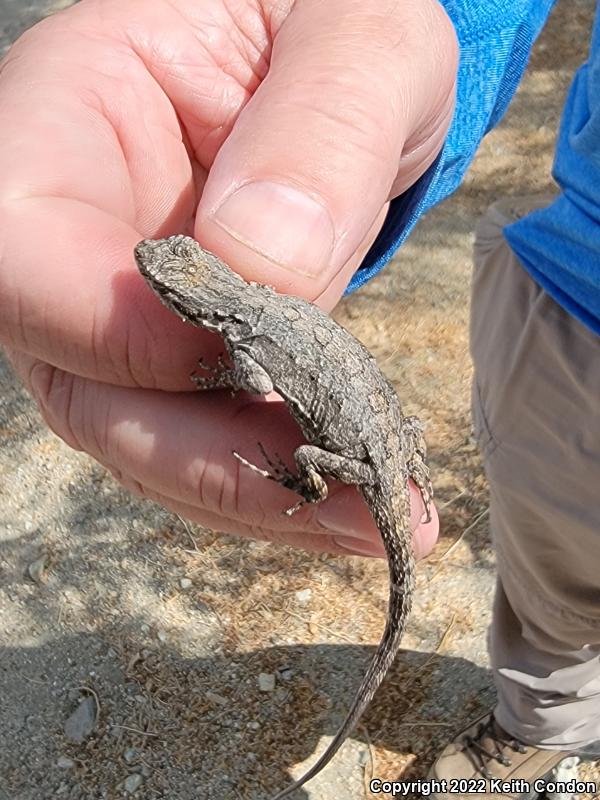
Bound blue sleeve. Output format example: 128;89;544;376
348;0;557;293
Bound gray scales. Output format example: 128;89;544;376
134;235;433;799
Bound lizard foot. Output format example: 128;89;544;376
191;353;238;393
233;444;326;515
402;415;434;522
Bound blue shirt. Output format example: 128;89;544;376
352;0;600;337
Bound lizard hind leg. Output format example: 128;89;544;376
402;415;434;522
288;444;376;515
233;443;328;516
234;443;375;517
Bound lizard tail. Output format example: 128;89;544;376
269;483;415;800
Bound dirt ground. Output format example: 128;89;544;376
0;1;597;799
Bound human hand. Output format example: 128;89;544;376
0;0;454;557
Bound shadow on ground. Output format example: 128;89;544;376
1;631;494;800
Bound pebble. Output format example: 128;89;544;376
179;577;192;590
258;672;276;692
295;588;312;605
123;748;137;763
57;756;75;769
156;630;167;643
27;553;48;584
63;696;97;743
124;773;143;794
206;690;228;706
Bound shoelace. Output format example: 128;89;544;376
462;717;528;780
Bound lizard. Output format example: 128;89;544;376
133;234;433;799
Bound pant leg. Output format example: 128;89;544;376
470;200;600;751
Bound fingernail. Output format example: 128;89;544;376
333;536;385;558
212;181;334;277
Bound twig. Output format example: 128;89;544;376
397;721;453;727
111;724;160;737
435;613;457;653
370;612;457;744
22;675;47;685
143;556;165;570
177;514;199;551
391;613;457;731
437;489;467;512
359;723;376;799
440;508;489;561
411;613;457;683
428;507;490;579
77;685;101;723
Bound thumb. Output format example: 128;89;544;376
195;0;457;301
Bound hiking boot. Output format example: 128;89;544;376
427;712;590;800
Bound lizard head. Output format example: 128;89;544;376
134;234;249;329
134;235;218;288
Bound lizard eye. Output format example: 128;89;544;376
170;235;199;260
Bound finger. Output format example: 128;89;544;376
13;352;373;538
314;203;389;308
115;458;438;558
105;476;373;557
409;489;440;559
13;349;437;553
0;182;385;388
115;464;437;558
196;0;457;298
0;199;228;388
322;481;440;560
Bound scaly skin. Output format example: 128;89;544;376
134;234;432;799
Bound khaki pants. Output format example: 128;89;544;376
470;200;600;751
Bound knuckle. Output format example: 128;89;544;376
28;362;81;450
118;474;152;500
28;362;107;458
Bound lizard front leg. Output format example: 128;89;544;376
192;349;273;395
191;353;236;391
235;443;375;515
